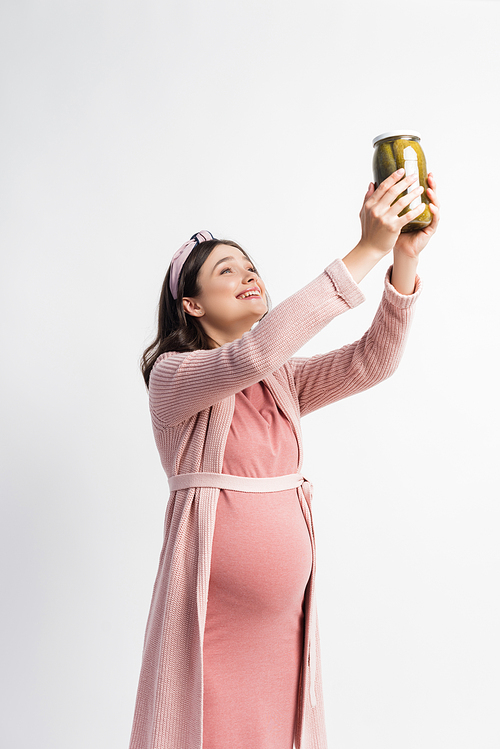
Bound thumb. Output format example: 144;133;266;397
365;182;375;200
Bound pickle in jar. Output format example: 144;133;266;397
372;131;432;232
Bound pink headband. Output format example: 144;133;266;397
169;230;215;299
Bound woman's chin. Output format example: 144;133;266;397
250;304;268;322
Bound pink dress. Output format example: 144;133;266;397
203;381;313;749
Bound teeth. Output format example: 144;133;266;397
239;290;260;299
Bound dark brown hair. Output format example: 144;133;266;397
141;239;267;387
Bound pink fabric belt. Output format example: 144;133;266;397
167;470;317;706
168;471;306;494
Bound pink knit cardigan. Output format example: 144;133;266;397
129;258;421;749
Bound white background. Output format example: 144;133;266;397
1;1;499;747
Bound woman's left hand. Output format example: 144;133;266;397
393;173;440;259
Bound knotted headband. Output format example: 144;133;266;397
169;230;215;299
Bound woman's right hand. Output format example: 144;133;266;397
358;168;426;256
342;168;426;284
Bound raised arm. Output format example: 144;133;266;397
287;170;438;413
149;259;365;426
150;171;439;426
289;268;421;416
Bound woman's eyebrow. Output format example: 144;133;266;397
212;256;234;271
212;254;250;273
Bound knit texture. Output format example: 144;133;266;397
128;258;421;749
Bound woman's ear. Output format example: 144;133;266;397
182;297;205;318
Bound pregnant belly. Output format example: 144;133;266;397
203;488;312;749
206;489;312;621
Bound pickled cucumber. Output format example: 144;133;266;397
373;136;432;232
373;142;396;186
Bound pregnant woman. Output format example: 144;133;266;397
128;169;440;749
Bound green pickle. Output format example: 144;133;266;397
372;131;432;233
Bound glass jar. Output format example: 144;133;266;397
372;130;432;233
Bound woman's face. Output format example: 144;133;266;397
182;244;267;345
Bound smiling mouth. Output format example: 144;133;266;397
237;289;261;299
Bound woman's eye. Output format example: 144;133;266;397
220;265;257;275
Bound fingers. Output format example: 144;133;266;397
425;173;440;232
359;169;439;253
426;174;441;210
403;200;427;222
427;172;437;190
427;188;440;207
371;171;421;211
359;182;376;218
373;168;412;198
426;174;440;206
375;167;405;196
394;183;425;213
388;173;420;204
369;173;424;230
364;182;375;200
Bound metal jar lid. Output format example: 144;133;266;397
372;130;421;147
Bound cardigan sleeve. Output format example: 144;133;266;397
149;258;366;426
288;267;422;417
